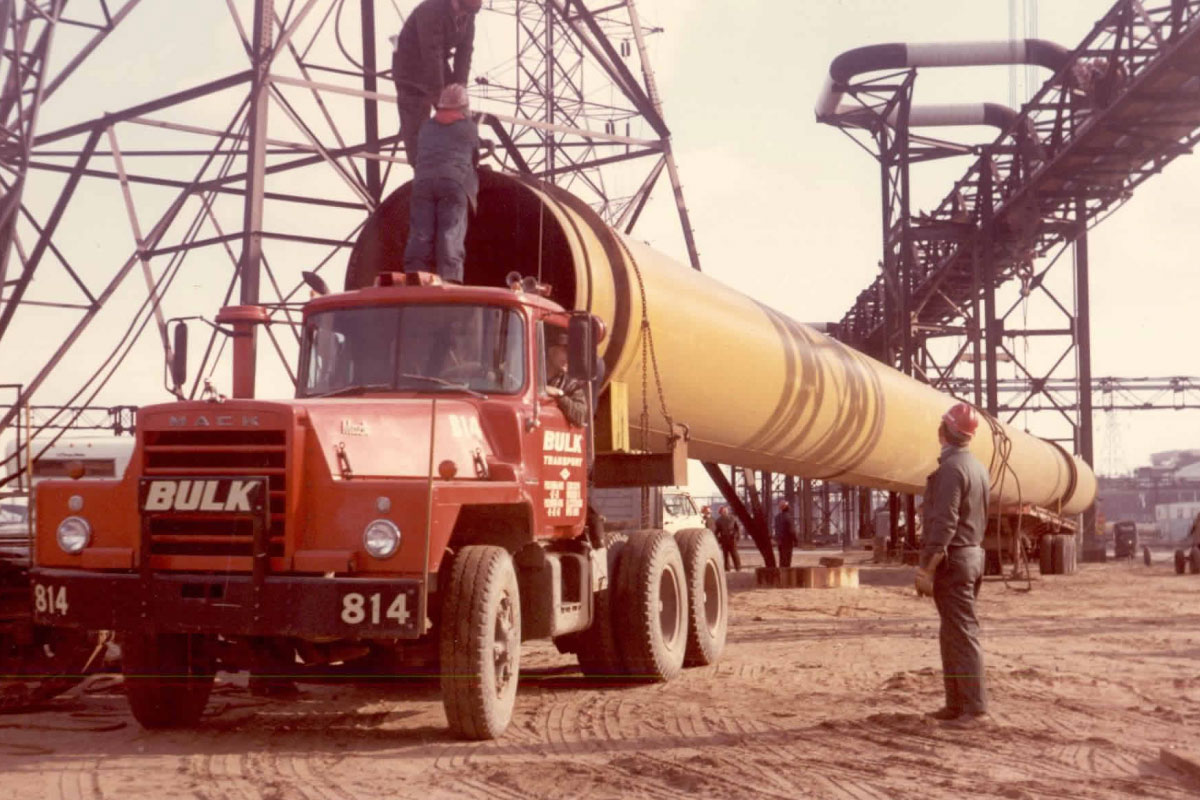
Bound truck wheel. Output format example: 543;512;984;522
1038;536;1054;575
674;528;727;667
615;530;687;682
121;632;215;729
1143;546;1151;567
439;545;521;740
984;548;1001;576
575;532;628;678
1176;550;1187;575
1191;547;1200;576
1050;535;1066;575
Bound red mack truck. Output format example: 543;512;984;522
27;270;727;740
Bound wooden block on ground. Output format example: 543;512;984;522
756;567;780;587
830;566;859;588
800;566;833;588
1161;747;1200;783
819;557;845;568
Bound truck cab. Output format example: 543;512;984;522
27;273;728;739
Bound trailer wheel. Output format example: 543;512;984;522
615;530;687;682
575;532;628;678
439;545;521;740
121;632;215;729
984;548;1002;577
1143;546;1151;568
1050;535;1066;575
674;528;727;667
1038;535;1054;576
1176;550;1187;575
1191;547;1200;576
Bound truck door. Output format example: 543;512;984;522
530;321;587;534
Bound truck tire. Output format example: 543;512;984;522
121;632;215;729
1143;546;1151;567
575;532;628;678
1050;535;1066;575
984;548;1001;576
614;530;687;682
439;545;521;740
674;528;727;667
1038;536;1054;575
1191;546;1200;576
1176;549;1187;575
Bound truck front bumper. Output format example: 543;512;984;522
28;568;423;639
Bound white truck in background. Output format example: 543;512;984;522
590;487;706;533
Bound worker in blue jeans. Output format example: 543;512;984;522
404;83;479;284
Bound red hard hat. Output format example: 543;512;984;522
942;402;979;439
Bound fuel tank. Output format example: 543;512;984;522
346;170;1095;515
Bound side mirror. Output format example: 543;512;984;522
170;321;188;389
567;313;594;383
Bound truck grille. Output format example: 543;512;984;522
142;430;286;560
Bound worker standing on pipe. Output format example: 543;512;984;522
916;402;991;726
403;83;479;284
775;501;797;568
391;0;481;165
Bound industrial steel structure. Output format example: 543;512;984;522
2;0;1196;564
818;0;1200;556
0;0;696;480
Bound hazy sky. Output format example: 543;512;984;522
3;0;1197;485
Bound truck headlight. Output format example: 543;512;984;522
363;519;401;559
56;516;92;554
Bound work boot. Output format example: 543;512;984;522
945;711;992;728
925;707;962;721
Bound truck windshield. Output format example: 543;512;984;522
663;493;697;516
299;304;526;397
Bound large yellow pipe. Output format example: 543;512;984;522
346;171;1095;515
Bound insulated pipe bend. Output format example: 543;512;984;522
834;101;1038;145
816;38;1072;120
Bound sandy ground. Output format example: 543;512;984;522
3;545;1200;800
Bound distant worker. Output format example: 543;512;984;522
915;402;991;726
701;505;715;533
545;328;589;427
403;83;479;284
715;505;741;572
775;500;797;568
392;0;482;165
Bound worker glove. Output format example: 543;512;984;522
546;385;563;398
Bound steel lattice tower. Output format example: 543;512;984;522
0;0;699;479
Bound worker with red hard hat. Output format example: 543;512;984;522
916;401;991;726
